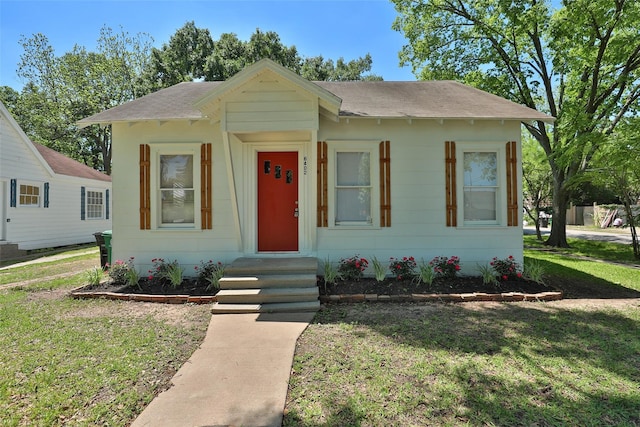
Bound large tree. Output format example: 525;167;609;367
13;27;152;174
145;22;381;88
392;0;640;247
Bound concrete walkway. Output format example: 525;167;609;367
132;311;315;427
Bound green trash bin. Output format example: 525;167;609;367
102;230;113;266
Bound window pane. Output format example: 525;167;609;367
464;152;497;186
161;189;195;224
336;188;371;223
464;188;496;221
337;152;370;186
87;190;103;219
160;155;193;189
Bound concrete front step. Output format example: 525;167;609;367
216;287;319;304
219;273;317;289
226;257;318;275
211;301;320;314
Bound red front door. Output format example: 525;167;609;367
258;152;298;251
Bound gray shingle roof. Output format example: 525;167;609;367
78;80;553;126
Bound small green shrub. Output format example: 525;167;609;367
523;259;546;284
323;257;339;287
149;258;183;288
86;267;103;286
338;255;368;281
371;257;387;282
389;256;417;280
477;263;498;285
195;260;226;291
108;257;139;287
417;260;436;285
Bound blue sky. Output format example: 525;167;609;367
0;0;415;90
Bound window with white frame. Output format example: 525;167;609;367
159;153;195;226
86;190;104;219
330;142;379;227
19;184;40;207
462;151;498;223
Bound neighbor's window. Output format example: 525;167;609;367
159;154;195;225
19;184;40;207
463;152;498;222
86;190;104;219
335;151;372;224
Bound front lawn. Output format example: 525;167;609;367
0;259;211;426
284;239;640;426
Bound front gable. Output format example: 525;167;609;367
195;59;341;133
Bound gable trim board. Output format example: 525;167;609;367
80;59;552;274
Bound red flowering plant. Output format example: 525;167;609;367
490;256;523;281
195;260;226;291
338;255;368;281
389;256;417;281
429;255;461;279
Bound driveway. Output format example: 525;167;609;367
524;225;634;245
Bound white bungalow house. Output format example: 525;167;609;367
79;59;552;311
0;101;112;259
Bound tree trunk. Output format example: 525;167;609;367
545;181;570;247
622;199;640;260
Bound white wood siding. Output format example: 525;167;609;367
223;79;318;133
1;107;112;250
316;117;524;274
110;121;240;275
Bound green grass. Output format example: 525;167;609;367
524;234;638;265
0;257;211;426
0;249;99;285
285;238;640;426
285;304;640;426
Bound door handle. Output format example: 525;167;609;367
294;208;299;218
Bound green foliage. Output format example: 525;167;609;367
477;264;498;286
388;256;417;281
429;256;461;279
148;258;183;288
107;257;140;287
523;259;546;285
195;260;225;291
322;258;339;288
14;27;153;174
338;255;368;281
85;267;103;286
417;260;436;286
371;257;387;282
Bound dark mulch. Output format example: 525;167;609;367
318;276;556;296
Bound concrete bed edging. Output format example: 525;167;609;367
320;290;564;303
70;286;562;305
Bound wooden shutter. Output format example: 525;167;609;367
10;179;16;207
317;141;328;227
44;182;50;208
506;141;518;227
80;186;86;220
105;189;109;219
139;144;151;229
379;140;391;227
200;143;212;229
445;141;457;227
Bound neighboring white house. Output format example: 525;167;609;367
79;59;553;276
0;101;112;257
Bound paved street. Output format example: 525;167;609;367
524;225;634;245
